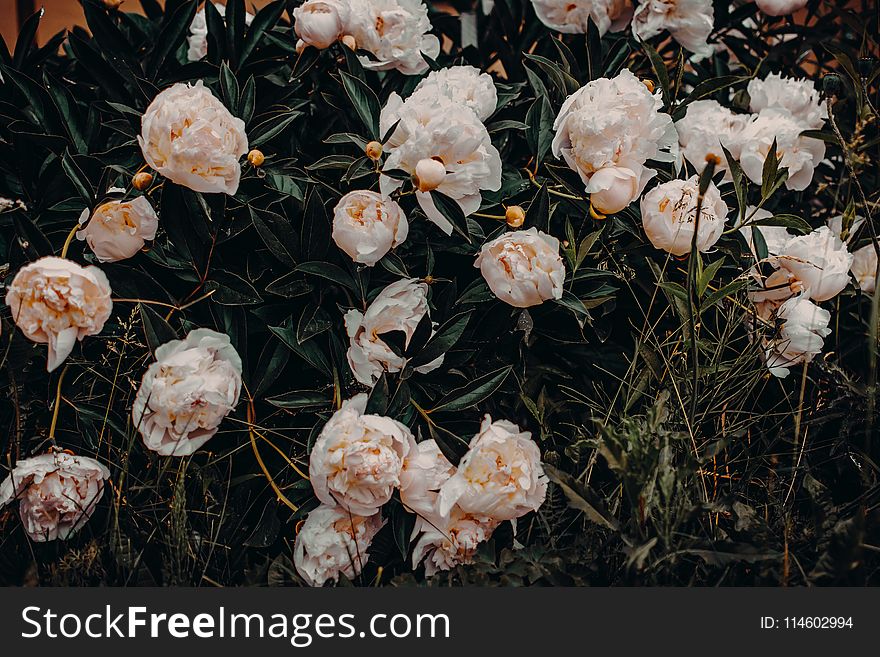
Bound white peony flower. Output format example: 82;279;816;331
0;451;109;542
411;506;498;576
552;68;678;214
293;504;384;586
438;416;547;521
406;65;498;122
344;278;444;385
138;81;248;195
851;245;878;295
332;190;409;266
309;393;412;515
765;296;831;378
293;0;350;50
475;228;565;308
76;196;159;263
132;329;242;457
826;213;864;242
346;0;440;75
379;93;501;234
5;256;113;372
738;109;826;192
675;100;750;179
776;226;853;302
187;3;254;62
754;0;809;18
530;0;633;36
399;438;456;518
632;0;715;59
640;175;728;256
747;73;827;130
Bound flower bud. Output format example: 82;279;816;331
588;167;640;215
341;34;357;50
293;0;349;50
642;79;655;93
414;158;446;192
505;205;525;228
365;140;383;161
132;171;153;191
248;149;265;167
103;0;123;9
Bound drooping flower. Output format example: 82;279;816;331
411;506;498;576
851;245;878;295
76;196;159;263
530;0;633;36
632;0;715;60
345;0;440;75
5;257;113;372
399;438;456;518
640;175;728;256
332;191;409;266
187;2;254;61
406;65;498;122
132;329;242;457
0;451;110;542
475;228;565;308
438;416;547;521
747;72;827;130
293;504;384;586
309;394;412;515
138;81;248;195
552;68;678;214
675;100;750;179
344;278;444;385
765;296;831;378
293;0;350;50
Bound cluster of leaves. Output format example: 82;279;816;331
0;0;878;586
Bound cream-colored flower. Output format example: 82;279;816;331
346;0;440;75
738;207;793;258
294;0;350;50
765;296;831;378
293;504;384;586
826;213;864;242
530;0;633;36
632;0;715;59
344;278;444;385
5;256;112;372
675;100;750;179
747;72;827;130
438;416;547;521
411;506;498;576
851;245;878;295
0;451;109;542
475;228;565;308
399;438;456;518
640;176;728;256
76;196;158;263
309;393;412;515
138;81;248;195
552;69;677;214
777;226;853;302
380;93;502;234
754;0;809;18
187;3;254;61
132;329;242;457
407;65;498;122
332;191;409;266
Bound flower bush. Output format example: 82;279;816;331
0;0;877;586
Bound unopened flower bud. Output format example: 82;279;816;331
642;79;655;93
103;0;123;10
414;158;446;192
248;149;265;167
365;140;383;161
505;205;525;228
341;34;357;50
132;171;153;191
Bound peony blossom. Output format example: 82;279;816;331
827;213;865;242
765;296;831;378
76;196;159;263
293;504;384;586
632;0;715;60
346;0;440;75
332;190;409;266
776;227;853;302
399;438;456;518
439;416;547;521
475;228;565;308
850;245;878;295
5;256;113;372
138;81;248;195
344;278;444;385
737;109;826;192
552;68;678;214
0;451;109;542
738;207;793;258
406;65;498;122
530;0;633;36
411;506;498;576
640;176;728;256
675;100;750;179
132;329;242;457
747;73;827;130
187;3;254;62
379;92;501;234
309;393;412;515
294;0;350;50
754;0;809;18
